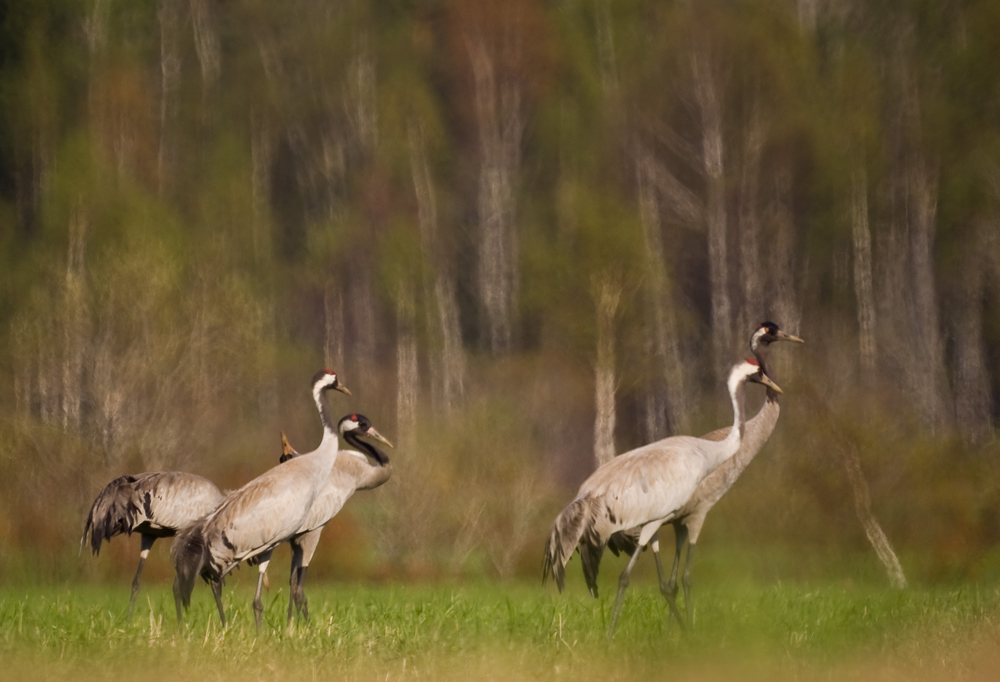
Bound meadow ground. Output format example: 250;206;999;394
2;576;999;682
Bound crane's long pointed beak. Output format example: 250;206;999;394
777;330;804;343
759;372;783;394
335;385;352;396
364;427;394;448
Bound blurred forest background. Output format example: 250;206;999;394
1;0;1000;587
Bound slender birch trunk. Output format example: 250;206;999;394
908;158;949;429
952;226;992;441
594;0;618;96
637;148;689;436
693;52;732;378
771;167;802;336
593;277;621;467
324;279;345;373
840;440;907;589
410;125;465;416
851;164;878;371
157;0;181;197
62;199;88;431
467;33;522;355
190;0;221;103
396;284;419;452
738;94;764;337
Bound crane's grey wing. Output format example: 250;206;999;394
295;465;357;535
134;472;224;533
207;457;333;564
577;438;709;533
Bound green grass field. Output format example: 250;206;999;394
2;575;999;682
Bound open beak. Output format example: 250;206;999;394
335;384;353;396
776;330;804;344
758;372;783;394
364;427;394;448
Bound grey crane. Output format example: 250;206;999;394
607;321;803;630
542;358;781;637
273;415;394;623
170;369;355;629
81;470;225;619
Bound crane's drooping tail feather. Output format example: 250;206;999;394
607;528;640;558
80;474;142;556
542;495;605;597
171;522;208;609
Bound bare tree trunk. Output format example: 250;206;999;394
908;158;949;430
467;33;522;355
250;111;278;419
636;148;689;436
92;329;124;467
62;199;88;431
324;278;345;373
349;274;377;388
157;0;181;197
593;277;621;467
37;318;57;424
797;0;819;33
805;386;908;589
12;318;32;417
191;281;211;416
395;283;419;453
840;440;907;589
410;125;466;416
594;0;618;96
190;0;221;100
738;94;765;336
85;0;109;125
951;225;992;442
692;52;732;377
851;163;878;371
770;167;802;335
346;44;379;158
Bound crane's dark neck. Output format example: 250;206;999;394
751;341;780;403
343;430;390;466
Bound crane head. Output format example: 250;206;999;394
750;321;804;352
312;369;352;396
338;414;395;448
730;357;783;394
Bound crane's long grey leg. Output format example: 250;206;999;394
287;541;304;624
127;535;156;621
651;527;687;631
252;552;272;632
681;541;696;628
607;542;645;639
210;579;226;627
291;529;322;623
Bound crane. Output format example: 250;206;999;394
170;369;351;629
542;358;781;637
273;415;393;623
607;321;803;629
81;470;224;620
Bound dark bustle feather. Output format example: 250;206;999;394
80;474;142;555
543;495;602;595
170;522;208;609
606;528;640;559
